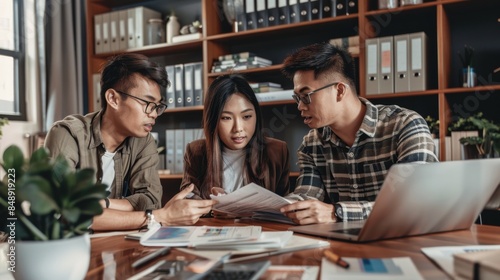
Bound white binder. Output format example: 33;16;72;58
184;63;195;107
365;37;379;95
101;12;111;53
174;129;185;174
409;32;427;92
174;64;185;107
193;62;203;106
127;8;136;49
378;36;394;94
134;7;161;48
94;14;103;54
394;34;410;93
165;65;176;108
165;129;175;173
109;11;120;52
118;10;128;50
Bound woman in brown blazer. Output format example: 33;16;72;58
180;74;290;199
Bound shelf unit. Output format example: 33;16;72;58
86;0;500;180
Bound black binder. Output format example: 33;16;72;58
320;0;334;18
334;0;346;16
289;0;300;23
277;0;290;25
236;0;248;32
298;0;311;22
346;0;358;15
310;0;321;20
256;0;268;28
245;0;258;30
267;0;280;26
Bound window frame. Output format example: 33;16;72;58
0;0;26;121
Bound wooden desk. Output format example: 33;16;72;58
86;218;500;280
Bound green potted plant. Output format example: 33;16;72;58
458;115;500;159
425;115;440;138
0;145;107;279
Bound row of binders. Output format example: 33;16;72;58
165;62;204;109
162;129;204;174
365;32;427;95
237;0;358;31
94;6;161;54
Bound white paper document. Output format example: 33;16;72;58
210;183;293;220
140;225;261;247
177;234;330;261
321;257;423;280
421;245;500;277
261;265;319;280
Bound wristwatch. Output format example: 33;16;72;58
145;209;160;229
334;203;343;221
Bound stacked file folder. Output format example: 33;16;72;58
365;32;428;95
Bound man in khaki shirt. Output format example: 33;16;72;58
45;53;215;230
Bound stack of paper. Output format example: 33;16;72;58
139;225;296;251
454;249;500;280
421;245;500;278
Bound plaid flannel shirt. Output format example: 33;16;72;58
288;98;438;221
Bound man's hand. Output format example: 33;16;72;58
155;184;217;225
280;200;335;225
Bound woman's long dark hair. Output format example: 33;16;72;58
201;74;269;198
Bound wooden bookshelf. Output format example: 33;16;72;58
85;0;500;181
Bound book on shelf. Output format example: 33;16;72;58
249;82;282;88
216;56;273;66
454;249;500;280
211;63;269;73
329;35;360;48
253;87;284;93
171;32;202;43
255;89;294;102
218;52;256;61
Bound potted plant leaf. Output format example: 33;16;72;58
458;115;500;159
0;145;107;280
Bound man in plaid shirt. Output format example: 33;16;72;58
280;42;438;225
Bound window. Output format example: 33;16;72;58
0;0;25;120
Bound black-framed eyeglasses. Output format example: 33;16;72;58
292;82;341;105
115;90;168;116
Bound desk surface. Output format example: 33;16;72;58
86;219;500;280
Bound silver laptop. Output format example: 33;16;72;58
289;158;500;242
484;182;500;209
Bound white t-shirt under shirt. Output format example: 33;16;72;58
101;151;116;193
222;147;246;193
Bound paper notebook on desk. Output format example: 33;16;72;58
290;159;500;242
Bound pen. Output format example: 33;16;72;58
323;249;350;269
131;247;171;268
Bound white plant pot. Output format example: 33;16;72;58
13;234;90;280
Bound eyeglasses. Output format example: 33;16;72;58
115;90;168;116
292;82;341;105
